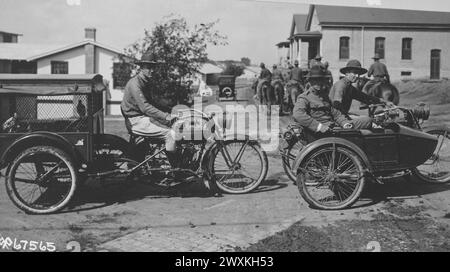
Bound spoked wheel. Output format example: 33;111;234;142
412;128;450;184
282;140;305;183
209;140;268;194
297;146;365;210
5;146;78;214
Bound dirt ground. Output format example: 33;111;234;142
0;83;449;252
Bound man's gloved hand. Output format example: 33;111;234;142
166;113;179;121
343;123;354;129
317;123;330;133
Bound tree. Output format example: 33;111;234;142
241;57;251;66
114;15;227;108
222;61;245;78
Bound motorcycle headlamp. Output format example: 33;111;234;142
284;131;294;141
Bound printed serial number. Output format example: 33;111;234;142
0;234;56;252
219;256;274;267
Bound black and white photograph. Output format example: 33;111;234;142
0;0;449;257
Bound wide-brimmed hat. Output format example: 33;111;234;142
372;53;381;60
314;54;322;60
306;65;328;79
135;51;165;66
340;59;367;75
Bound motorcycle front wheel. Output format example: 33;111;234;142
209;139;268;194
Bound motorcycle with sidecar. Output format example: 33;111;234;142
280;103;450;209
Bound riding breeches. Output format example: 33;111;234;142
128;115;176;152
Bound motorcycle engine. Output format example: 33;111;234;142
179;143;202;171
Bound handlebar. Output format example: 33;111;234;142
175;109;213;119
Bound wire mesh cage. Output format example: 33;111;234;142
1;93;94;133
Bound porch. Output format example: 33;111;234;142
288;31;322;68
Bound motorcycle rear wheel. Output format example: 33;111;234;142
412;128;450;184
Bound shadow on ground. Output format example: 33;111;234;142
62;173;289;214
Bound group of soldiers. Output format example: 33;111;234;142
256;53;393;133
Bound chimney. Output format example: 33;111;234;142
85;27;96;41
84;27;96;73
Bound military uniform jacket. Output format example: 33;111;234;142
329;77;381;115
293;87;349;132
272;69;284;81
121;72;171;127
289;67;303;82
368;62;389;78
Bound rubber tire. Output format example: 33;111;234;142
282;141;305;183
5;146;78;214
209;140;268;194
297;146;366;210
411;128;450;184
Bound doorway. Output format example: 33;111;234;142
430;49;441;80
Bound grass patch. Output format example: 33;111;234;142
395;79;450;106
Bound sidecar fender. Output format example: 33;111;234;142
292;137;373;176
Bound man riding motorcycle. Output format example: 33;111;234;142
329;59;393;124
362;53;390;94
120;51;179;170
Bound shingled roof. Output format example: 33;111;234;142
312;5;450;28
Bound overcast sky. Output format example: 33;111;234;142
1;0;450;65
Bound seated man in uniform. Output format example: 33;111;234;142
329;59;393;119
121;52;178;168
293;66;372;135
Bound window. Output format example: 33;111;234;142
401;71;412;76
375;37;385;59
3;34;12;43
51;61;68;74
339;37;350;59
402;38;412;60
112;62;132;89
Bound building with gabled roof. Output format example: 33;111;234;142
0;28;125;115
277;4;450;81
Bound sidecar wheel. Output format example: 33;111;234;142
297;146;365;210
412;128;450;184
